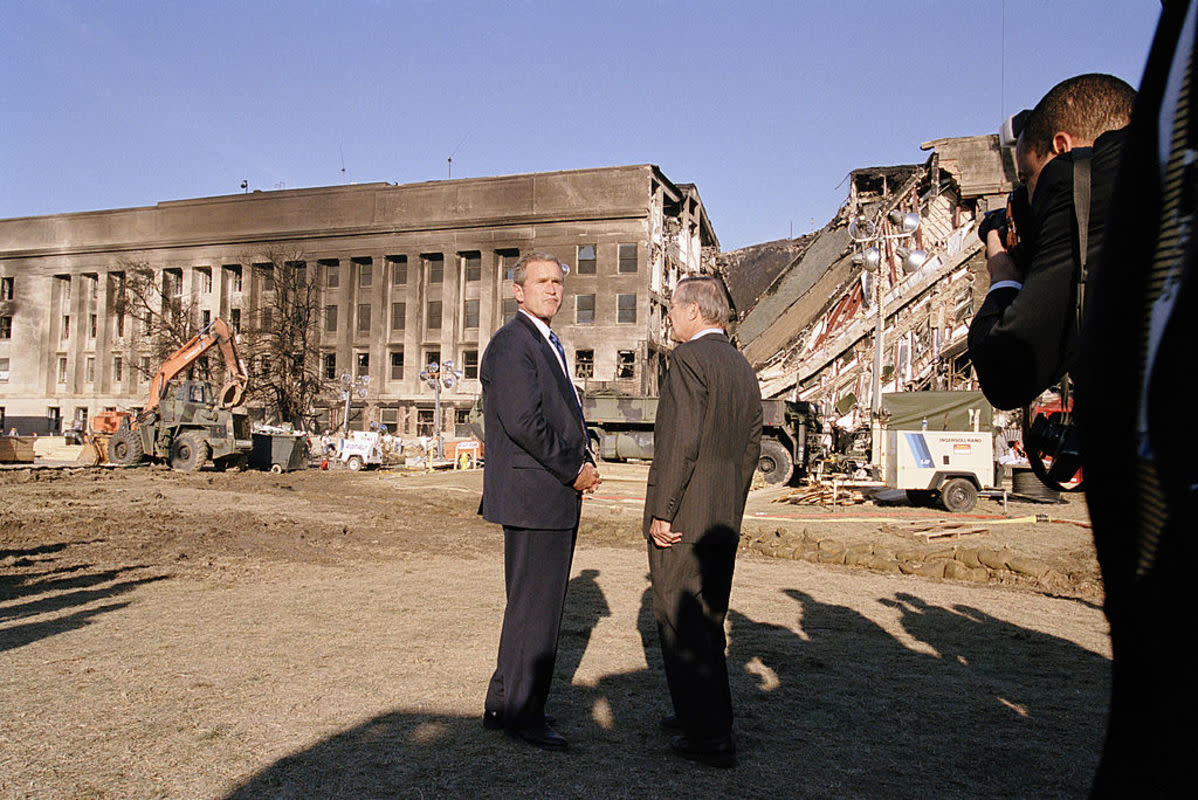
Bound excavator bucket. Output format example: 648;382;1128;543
74;434;109;466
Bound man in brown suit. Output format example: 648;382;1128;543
643;276;762;768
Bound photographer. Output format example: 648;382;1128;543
968;73;1136;411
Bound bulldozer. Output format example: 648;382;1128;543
104;317;252;471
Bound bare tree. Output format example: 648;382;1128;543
239;249;330;428
112;259;210;384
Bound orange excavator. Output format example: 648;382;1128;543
95;318;252;471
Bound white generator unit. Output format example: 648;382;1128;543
886;429;994;513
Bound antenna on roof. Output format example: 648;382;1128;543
447;130;471;181
340;143;347;184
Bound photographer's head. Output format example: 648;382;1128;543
1016;73;1135;197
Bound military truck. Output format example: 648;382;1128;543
107;318;252;471
582;392;821;485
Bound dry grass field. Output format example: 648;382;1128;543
1;463;1109;799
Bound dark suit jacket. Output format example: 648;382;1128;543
478;312;588;530
642;333;763;543
1079;0;1196;617
968;128;1126;410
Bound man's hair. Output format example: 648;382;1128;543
511;251;566;285
672;276;730;326
1021;73;1136;155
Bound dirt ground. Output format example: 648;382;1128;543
1;460;1110;799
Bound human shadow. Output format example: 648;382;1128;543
224;576;1109;799
1;538;168;653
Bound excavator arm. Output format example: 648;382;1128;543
144;317;249;413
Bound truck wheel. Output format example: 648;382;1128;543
757;439;794;485
270;463;283;474
940;478;978;513
170;432;209;472
347;455;364;471
108;428;144;466
587;432;603;461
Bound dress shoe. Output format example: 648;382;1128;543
509;722;568;751
483;710;555;731
669;734;736;768
659;715;684;733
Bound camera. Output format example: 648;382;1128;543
977;184;1031;267
1026;410;1083;484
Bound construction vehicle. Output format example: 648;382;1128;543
581;392;822;485
106;317;252;471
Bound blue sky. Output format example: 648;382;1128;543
0;0;1162;251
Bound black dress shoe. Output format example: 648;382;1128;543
669;734;736;768
509;723;568;751
659;715;684;733
483;710;555;731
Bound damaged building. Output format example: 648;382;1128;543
721;134;1015;435
0;165;716;436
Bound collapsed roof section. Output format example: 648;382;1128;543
728;134;1014;428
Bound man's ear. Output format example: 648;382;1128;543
1051;131;1075;155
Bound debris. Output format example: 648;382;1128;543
882;519;989;541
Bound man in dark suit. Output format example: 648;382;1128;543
478;251;601;751
968;73;1135;410
1078;2;1196;794
643;276;762;768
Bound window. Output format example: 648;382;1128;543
617;294;637;323
1;277;13;300
417;408;435;436
0;357;9;383
87;273;98;298
85;357;95;383
390;349;405;380
61;315;70;339
356;352;370;378
463;349;478;379
325;304;338;332
323;260;340;288
140;357;150;382
57;356;68;383
427;300;442;330
425;349;441;371
230;308;241;333
115;312;125;338
58;274;71;302
618;243;638;273
462;251;481;282
0;316;11;339
224;264;243;293
391;302;406;331
496;248;520;282
424;253;444;284
289;261;307;287
463;299;479;329
576;295;595;324
502;298;517;324
575;349;594;379
355;257;373;287
577;245;596;275
200;309;211;328
260;307;273;330
198;267;212;293
380;407;400;431
253;263;274;292
113;356;123;382
357;303;371;334
89;314;97;339
323;353;337;380
617;350;636;379
388;255;408;285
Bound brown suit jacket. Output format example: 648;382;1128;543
642;332;762;543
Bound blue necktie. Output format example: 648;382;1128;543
549;330;586;424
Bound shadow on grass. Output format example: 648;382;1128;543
1;538;168;653
224;571;1109;800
